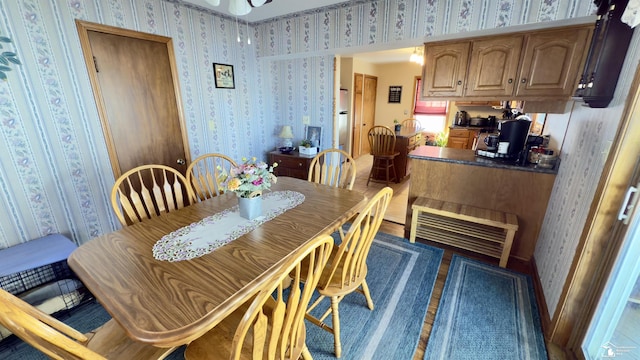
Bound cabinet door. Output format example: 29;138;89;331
447;137;468;149
465;36;523;97
422;42;470;97
516;27;590;97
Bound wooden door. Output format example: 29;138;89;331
422;42;470;97
76;20;190;179
362;75;377;155
352;73;364;158
516;27;591;97
465;35;523;97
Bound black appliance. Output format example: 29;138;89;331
498;119;531;159
575;0;634;108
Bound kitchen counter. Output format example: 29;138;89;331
405;145;557;264
409;145;559;174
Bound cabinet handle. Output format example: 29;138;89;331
457;80;462;85
521;78;527;84
298;163;303;167
508;78;513;84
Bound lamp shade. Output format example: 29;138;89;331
279;125;294;139
229;0;251;15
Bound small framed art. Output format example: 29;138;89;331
306;126;322;148
213;63;235;89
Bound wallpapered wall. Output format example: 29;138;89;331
0;0;633;320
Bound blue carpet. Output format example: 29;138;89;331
0;232;443;360
305;231;444;359
424;255;547;360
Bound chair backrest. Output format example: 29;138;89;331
230;235;333;359
0;288;104;359
110;164;196;226
319;187;393;292
186;153;238;201
308;148;357;190
402;118;420;130
368;126;397;156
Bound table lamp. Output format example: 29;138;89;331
279;125;294;148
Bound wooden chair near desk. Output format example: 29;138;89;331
110;164;196;226
184;234;334;360
186;153;237;201
367;126;400;186
303;187;393;358
0;288;177;360
401;118;420;130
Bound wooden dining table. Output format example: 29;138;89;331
68;177;366;348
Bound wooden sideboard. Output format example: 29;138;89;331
268;150;314;180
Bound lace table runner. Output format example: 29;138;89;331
152;191;305;262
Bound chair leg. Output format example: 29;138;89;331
385;159;390;186
330;296;342;358
301;345;313;360
361;279;375;310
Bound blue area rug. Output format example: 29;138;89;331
424;255;547;360
0;232;443;360
306;231;443;359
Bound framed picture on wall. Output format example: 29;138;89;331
213;63;235;89
306;126;322;148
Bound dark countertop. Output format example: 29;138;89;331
408;145;559;174
450;125;497;132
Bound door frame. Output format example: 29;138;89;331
75;20;190;179
549;63;640;357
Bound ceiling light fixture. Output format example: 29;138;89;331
409;47;424;66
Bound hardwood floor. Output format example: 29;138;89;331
353;155;543;359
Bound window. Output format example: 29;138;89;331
412;78;448;136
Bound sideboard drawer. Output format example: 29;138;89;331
268;151;314;181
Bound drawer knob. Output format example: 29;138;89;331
299;163;303;167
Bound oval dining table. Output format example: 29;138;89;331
68;176;366;348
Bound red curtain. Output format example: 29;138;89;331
414;79;447;115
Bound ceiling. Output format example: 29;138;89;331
183;0;350;23
182;0;416;64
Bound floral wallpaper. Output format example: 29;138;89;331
0;0;634;321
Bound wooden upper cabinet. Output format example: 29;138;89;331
465;36;523;97
516;27;591;97
422;42;470;97
421;24;593;100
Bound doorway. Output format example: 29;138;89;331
352;73;377;159
76;20;190;179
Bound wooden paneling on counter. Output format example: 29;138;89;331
405;146;556;262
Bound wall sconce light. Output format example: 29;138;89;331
278;125;294;148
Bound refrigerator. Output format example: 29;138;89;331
338;89;349;150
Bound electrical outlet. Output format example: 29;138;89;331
302;116;310;125
208;120;216;131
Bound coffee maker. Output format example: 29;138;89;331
497;118;531;160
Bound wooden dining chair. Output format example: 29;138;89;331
308;148;357;191
0;289;176;360
186;153;238;201
401;118;420;130
184;234;334;360
110;164;196;226
367;126;400;186
304;186;393;358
